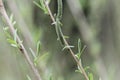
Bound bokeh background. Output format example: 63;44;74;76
0;0;120;80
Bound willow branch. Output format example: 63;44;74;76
44;1;89;80
66;0;108;80
0;1;42;80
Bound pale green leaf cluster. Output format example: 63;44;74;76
3;14;20;48
10;14;16;26
74;39;94;80
75;39;86;60
33;0;50;14
29;41;48;66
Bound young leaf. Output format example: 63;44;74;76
84;66;90;71
75;53;80;59
77;39;86;59
56;19;65;45
14;29;17;42
56;0;63;20
29;48;36;59
33;0;48;14
75;69;82;73
9;14;16;26
3;27;12;38
33;1;43;10
55;19;60;41
11;43;17;47
37;41;41;55
80;45;86;55
12;21;16;26
88;73;94;80
26;75;32;80
49;75;52;80
62;45;74;51
55;0;63;41
40;0;44;8
10;14;14;23
78;39;81;54
63;35;69;39
34;52;49;65
34;56;38;66
7;38;18;48
55;19;64;46
75;59;82;73
7;39;16;45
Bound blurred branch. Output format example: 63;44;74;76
66;0;108;80
6;0;35;49
66;0;93;42
0;0;42;80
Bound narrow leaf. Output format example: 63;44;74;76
29;48;36;58
56;0;63;20
88;73;94;80
77;39;86;59
57;20;65;45
3;27;12;38
75;53;80;59
34;0;48;14
34;52;49;64
78;39;81;54
75;69;82;73
63;35;69;39
11;44;18;48
33;1;43;10
40;0;48;14
62;45;74;51
75;60;82;73
37;41;41;55
10;14;14;23
12;21;16;26
80;45;86;56
7;39;16;44
14;29;17;42
55;19;60;41
26;75;32;80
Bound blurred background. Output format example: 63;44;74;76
0;0;120;80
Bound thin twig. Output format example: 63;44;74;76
44;1;89;80
0;1;42;80
66;0;108;80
